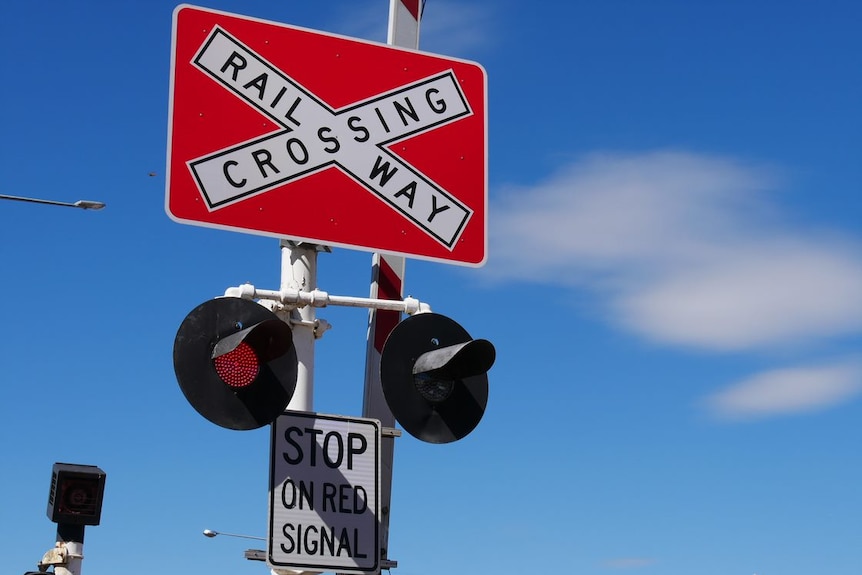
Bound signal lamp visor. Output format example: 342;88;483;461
380;313;494;443
174;298;299;430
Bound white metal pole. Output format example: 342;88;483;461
361;1;422;569
387;0;422;48
52;524;86;575
271;257;323;575
280;240;320;413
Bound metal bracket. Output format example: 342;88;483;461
38;546;68;569
382;427;402;438
224;283;431;315
244;549;265;561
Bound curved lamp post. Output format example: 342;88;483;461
202;529;265;541
0;194;105;210
203;529;268;564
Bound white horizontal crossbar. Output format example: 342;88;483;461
223;283;431;315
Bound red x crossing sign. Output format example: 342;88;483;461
166;5;488;266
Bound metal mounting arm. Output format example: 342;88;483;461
223;282;431;315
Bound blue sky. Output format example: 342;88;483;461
2;1;860;574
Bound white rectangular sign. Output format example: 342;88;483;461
269;412;381;574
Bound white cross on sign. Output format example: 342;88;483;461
191;27;472;249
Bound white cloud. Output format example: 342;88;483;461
485;151;862;352
483;150;862;418
704;360;862;420
488;152;773;285
616;240;862;351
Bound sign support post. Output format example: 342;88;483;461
278;240;326;413
361;1;422;569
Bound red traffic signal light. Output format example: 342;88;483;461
173;298;298;430
47;463;106;526
380;313;495;443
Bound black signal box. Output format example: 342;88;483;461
47;463;106;526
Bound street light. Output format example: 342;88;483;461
0;194;106;210
203;529;267;565
202;529;265;541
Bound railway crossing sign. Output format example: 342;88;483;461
166;5;488;266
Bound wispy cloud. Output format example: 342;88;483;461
616;239;862;351
486;151;862;351
483;150;862;417
704;359;862;420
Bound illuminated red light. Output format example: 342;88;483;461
213;342;260;387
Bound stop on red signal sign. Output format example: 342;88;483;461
166;5;488;266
